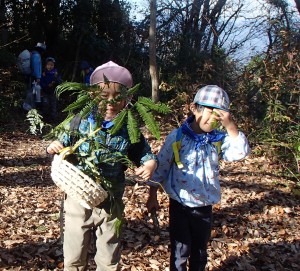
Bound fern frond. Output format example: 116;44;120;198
114;218;123;237
137;96;171;113
63;94;90;113
56;82;83;98
109;109;128;135
44;114;75;140
127;83;141;96
127;110;140;143
79;102;97;119
134;103;161;140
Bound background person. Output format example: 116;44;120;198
23;42;46;110
40;57;62;122
80;60;94;85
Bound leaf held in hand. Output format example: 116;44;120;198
210;111;219;129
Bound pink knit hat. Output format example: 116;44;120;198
90;61;133;88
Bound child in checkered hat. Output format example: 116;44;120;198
146;85;250;271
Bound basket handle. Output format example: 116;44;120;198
58;127;102;160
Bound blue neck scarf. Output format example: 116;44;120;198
181;116;226;150
87;113;114;130
101;120;114;129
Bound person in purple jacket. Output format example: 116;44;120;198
40;57;62;121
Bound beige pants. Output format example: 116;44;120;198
63;195;121;271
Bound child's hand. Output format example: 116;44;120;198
135;159;157;181
46;140;64;154
213;109;239;137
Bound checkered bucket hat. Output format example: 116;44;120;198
193;85;230;112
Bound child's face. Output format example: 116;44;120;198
98;82;126;121
191;104;221;133
46;61;55;71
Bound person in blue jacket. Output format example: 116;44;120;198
23;42;46;111
80;60;94;85
31;42;46;85
146;85;250;271
40;57;62;121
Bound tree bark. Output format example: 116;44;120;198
0;0;8;45
294;0;300;14
149;0;159;102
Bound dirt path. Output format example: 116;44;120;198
0;126;299;271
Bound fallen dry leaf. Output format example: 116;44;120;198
0;120;299;271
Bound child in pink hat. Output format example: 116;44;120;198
47;61;157;270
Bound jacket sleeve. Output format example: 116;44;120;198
148;129;177;187
221;131;250;161
127;134;157;167
40;72;47;89
31;53;42;79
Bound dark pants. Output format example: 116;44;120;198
23;76;38;110
42;92;57;120
169;198;212;271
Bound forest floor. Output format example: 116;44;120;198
0;118;299;271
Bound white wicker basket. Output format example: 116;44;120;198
51;152;108;209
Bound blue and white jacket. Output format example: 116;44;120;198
150;115;250;207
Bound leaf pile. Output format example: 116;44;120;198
0;124;299;270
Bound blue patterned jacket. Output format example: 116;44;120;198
61;116;157;196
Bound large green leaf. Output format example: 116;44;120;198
127;110;140;143
137;96;171;113
134;103;160;140
110;109;128;135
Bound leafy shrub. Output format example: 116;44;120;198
26;109;45;135
238;30;300;181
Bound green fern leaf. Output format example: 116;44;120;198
109;109;128;135
137;96;171;113
127;83;141;96
114;218;123;237
44;114;75;140
127;110;140;143
63;94;90;113
56;82;84;98
134;102;161;140
79;102;97;118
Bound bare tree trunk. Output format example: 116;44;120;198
294;0;300;14
71;30;83;82
209;0;227;54
192;0;204;49
0;0;8;45
198;0;210;50
149;0;159;102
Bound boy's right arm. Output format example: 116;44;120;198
46;140;64;154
